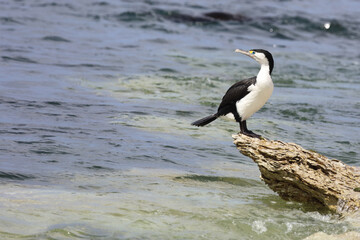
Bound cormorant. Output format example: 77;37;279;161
191;49;274;138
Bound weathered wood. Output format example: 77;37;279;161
233;134;360;214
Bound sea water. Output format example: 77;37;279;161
0;0;359;239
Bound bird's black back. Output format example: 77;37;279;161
217;76;256;115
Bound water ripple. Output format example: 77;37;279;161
42;36;71;42
2;56;38;64
0;171;34;181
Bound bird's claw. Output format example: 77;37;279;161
239;131;262;139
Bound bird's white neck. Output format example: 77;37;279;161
257;64;272;84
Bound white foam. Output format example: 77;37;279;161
252;220;267;234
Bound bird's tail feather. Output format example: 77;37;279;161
191;114;218;127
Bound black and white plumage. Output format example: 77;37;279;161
191;49;274;138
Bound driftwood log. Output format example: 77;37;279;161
233;134;360;215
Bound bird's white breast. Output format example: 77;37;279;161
236;66;273;121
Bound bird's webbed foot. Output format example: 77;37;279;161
238;120;262;138
241;130;261;139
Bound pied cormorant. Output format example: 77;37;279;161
191;49;274;138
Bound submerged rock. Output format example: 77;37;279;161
203;12;247;22
304;231;360;240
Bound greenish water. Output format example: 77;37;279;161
0;0;360;239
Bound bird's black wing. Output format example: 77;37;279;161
217;76;256;115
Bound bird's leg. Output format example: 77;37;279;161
234;112;261;138
239;121;244;133
240;120;261;138
234;113;244;134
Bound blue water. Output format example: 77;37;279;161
0;0;360;239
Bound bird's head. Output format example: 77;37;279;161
235;49;274;74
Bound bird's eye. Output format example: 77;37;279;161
252;51;255;55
